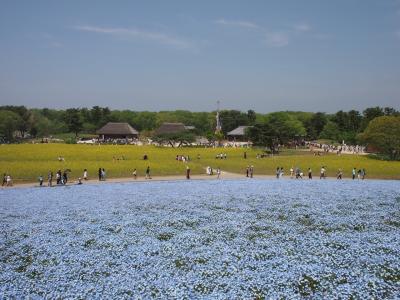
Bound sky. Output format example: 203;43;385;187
0;0;400;113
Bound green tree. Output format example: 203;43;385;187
320;121;340;141
308;112;327;139
360;106;384;130
247;112;306;151
219;110;249;134
247;110;257;125
64;108;83;137
358;116;400;160
0;110;22;141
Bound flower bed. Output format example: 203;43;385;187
1;179;399;298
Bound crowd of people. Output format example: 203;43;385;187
276;166;367;180
307;142;366;155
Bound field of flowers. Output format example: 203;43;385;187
1;179;399;298
1;144;400;182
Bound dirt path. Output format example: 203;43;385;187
0;171;254;189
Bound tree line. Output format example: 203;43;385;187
0;105;399;159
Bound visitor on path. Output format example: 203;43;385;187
56;170;61;184
101;168;106;181
48;171;53;187
246;166;250;177
352;168;356;180
276;167;280;179
83;169;88;180
216;167;221;179
290;167;294;179
132;169;137;180
62;171;68;185
186;165;190;179
280;167;284;178
2;173;6;186
6;174;13;186
361;168;366;180
38;175;43;186
98;168;102;181
308;168;312;179
250;166;254;178
337;169;343;180
77;177;83;185
320;166;326;179
357;169;361;179
295;167;302;179
145;166;151;179
206;166;211;175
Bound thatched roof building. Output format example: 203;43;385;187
97;122;139;139
155;122;194;135
227;126;252;141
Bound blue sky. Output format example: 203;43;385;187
0;0;400;112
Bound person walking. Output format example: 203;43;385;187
62;171;68;185
56;170;61;184
216;167;221;179
101;168;106;181
246;166;249;177
186;165;190;179
308;168;312;179
132;169;137;180
290;167;294;179
296;167;303;179
280;167;284;178
48;171;53;187
276;167;280;179
320;166;326;179
83;169;88;181
38;175;43;186
2;173;7;186
361;168;366;180
337;169;343;180
250;166;254;178
352;168;356;180
98;168;102;181
145;166;151;179
6;174;12;186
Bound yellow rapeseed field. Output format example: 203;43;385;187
0;144;399;182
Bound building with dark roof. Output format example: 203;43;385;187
155;122;194;135
227;126;252;141
96;122;139;139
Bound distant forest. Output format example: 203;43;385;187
0;105;399;146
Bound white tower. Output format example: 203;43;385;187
215;100;222;133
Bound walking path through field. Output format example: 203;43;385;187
1;171;279;189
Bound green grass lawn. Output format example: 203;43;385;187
0;144;399;183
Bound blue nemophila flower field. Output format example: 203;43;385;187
1;179;399;299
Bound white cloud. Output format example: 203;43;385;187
74;25;193;49
294;23;311;32
215;19;259;29
265;32;289;47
